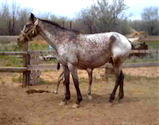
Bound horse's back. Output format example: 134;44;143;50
85;32;132;58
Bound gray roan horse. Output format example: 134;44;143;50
18;13;132;108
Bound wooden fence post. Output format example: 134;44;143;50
22;41;30;87
70;21;72;29
62;21;65;27
29;52;42;85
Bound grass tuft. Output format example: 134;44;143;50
12;75;23;83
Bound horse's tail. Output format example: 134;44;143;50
57;62;60;70
128;37;140;43
127;37;140;50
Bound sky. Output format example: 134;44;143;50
2;0;159;20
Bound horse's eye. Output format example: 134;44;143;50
26;24;31;28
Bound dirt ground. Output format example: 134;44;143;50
0;67;159;125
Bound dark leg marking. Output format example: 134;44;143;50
109;70;124;102
72;77;82;105
109;75;120;102
63;67;70;103
118;71;124;100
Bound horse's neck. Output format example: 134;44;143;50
39;24;62;51
39;23;77;53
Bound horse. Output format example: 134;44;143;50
18;13;133;108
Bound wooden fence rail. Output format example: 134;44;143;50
130;49;159;54
0;49;159;87
101;62;159;69
0;52;27;55
0;67;27;72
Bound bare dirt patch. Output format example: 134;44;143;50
123;67;159;78
0;67;159;125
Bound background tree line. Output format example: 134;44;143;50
0;0;158;36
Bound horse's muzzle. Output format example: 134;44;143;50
17;38;23;47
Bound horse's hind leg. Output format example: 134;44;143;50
109;58;124;103
118;70;124;101
87;68;93;100
54;71;64;94
109;72;120;102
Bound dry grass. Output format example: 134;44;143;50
0;35;47;44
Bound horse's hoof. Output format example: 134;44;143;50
117;96;123;103
108;102;114;107
108;99;114;107
118;99;123;103
59;101;67;106
53;90;58;94
72;104;79;109
109;99;113;103
88;95;93;100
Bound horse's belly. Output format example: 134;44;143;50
77;55;110;69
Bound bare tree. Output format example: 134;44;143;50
17;8;32;32
76;7;97;33
76;0;129;34
0;0;32;35
0;1;10;35
141;6;159;35
10;1;20;35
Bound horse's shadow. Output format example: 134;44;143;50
81;93;145;106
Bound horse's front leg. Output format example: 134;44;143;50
59;66;70;106
68;64;82;108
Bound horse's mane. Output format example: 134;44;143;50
39;18;81;34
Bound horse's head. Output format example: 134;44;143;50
17;13;39;46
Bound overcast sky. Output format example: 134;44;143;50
3;0;159;20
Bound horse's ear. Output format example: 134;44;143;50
29;13;36;22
